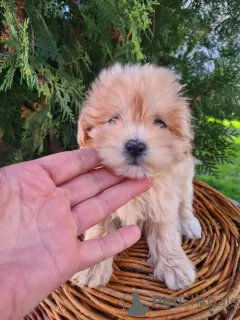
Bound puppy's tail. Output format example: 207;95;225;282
193;157;202;165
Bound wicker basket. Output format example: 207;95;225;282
27;180;240;320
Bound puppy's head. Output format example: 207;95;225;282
78;64;192;178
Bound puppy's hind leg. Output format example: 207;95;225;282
179;177;201;239
71;220;117;288
145;220;196;290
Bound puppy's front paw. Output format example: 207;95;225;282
180;217;201;239
154;256;196;290
71;259;113;288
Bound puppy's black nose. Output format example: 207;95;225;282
125;139;146;158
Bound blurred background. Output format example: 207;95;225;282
0;0;239;201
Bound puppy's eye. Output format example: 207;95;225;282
108;117;119;124
154;119;166;128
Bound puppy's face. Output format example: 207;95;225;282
78;64;192;178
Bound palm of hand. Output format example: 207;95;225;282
0;162;79;315
0;150;151;319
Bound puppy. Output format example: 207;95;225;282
72;64;201;290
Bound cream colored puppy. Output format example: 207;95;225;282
72;64;201;290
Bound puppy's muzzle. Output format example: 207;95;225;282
124;139;147;165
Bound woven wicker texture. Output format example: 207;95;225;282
24;305;50;320
39;180;240;320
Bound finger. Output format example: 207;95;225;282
35;148;100;185
77;225;141;270
60;168;124;207
72;178;152;235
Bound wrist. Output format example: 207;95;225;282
0;269;27;320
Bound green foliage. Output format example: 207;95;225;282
197;142;240;200
0;0;239;175
197;121;240;199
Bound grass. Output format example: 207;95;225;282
196;121;240;201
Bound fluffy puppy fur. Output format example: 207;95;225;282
72;64;202;290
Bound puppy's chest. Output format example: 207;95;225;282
113;179;179;227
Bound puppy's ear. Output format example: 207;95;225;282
77;113;92;147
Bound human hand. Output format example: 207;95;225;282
0;149;152;320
